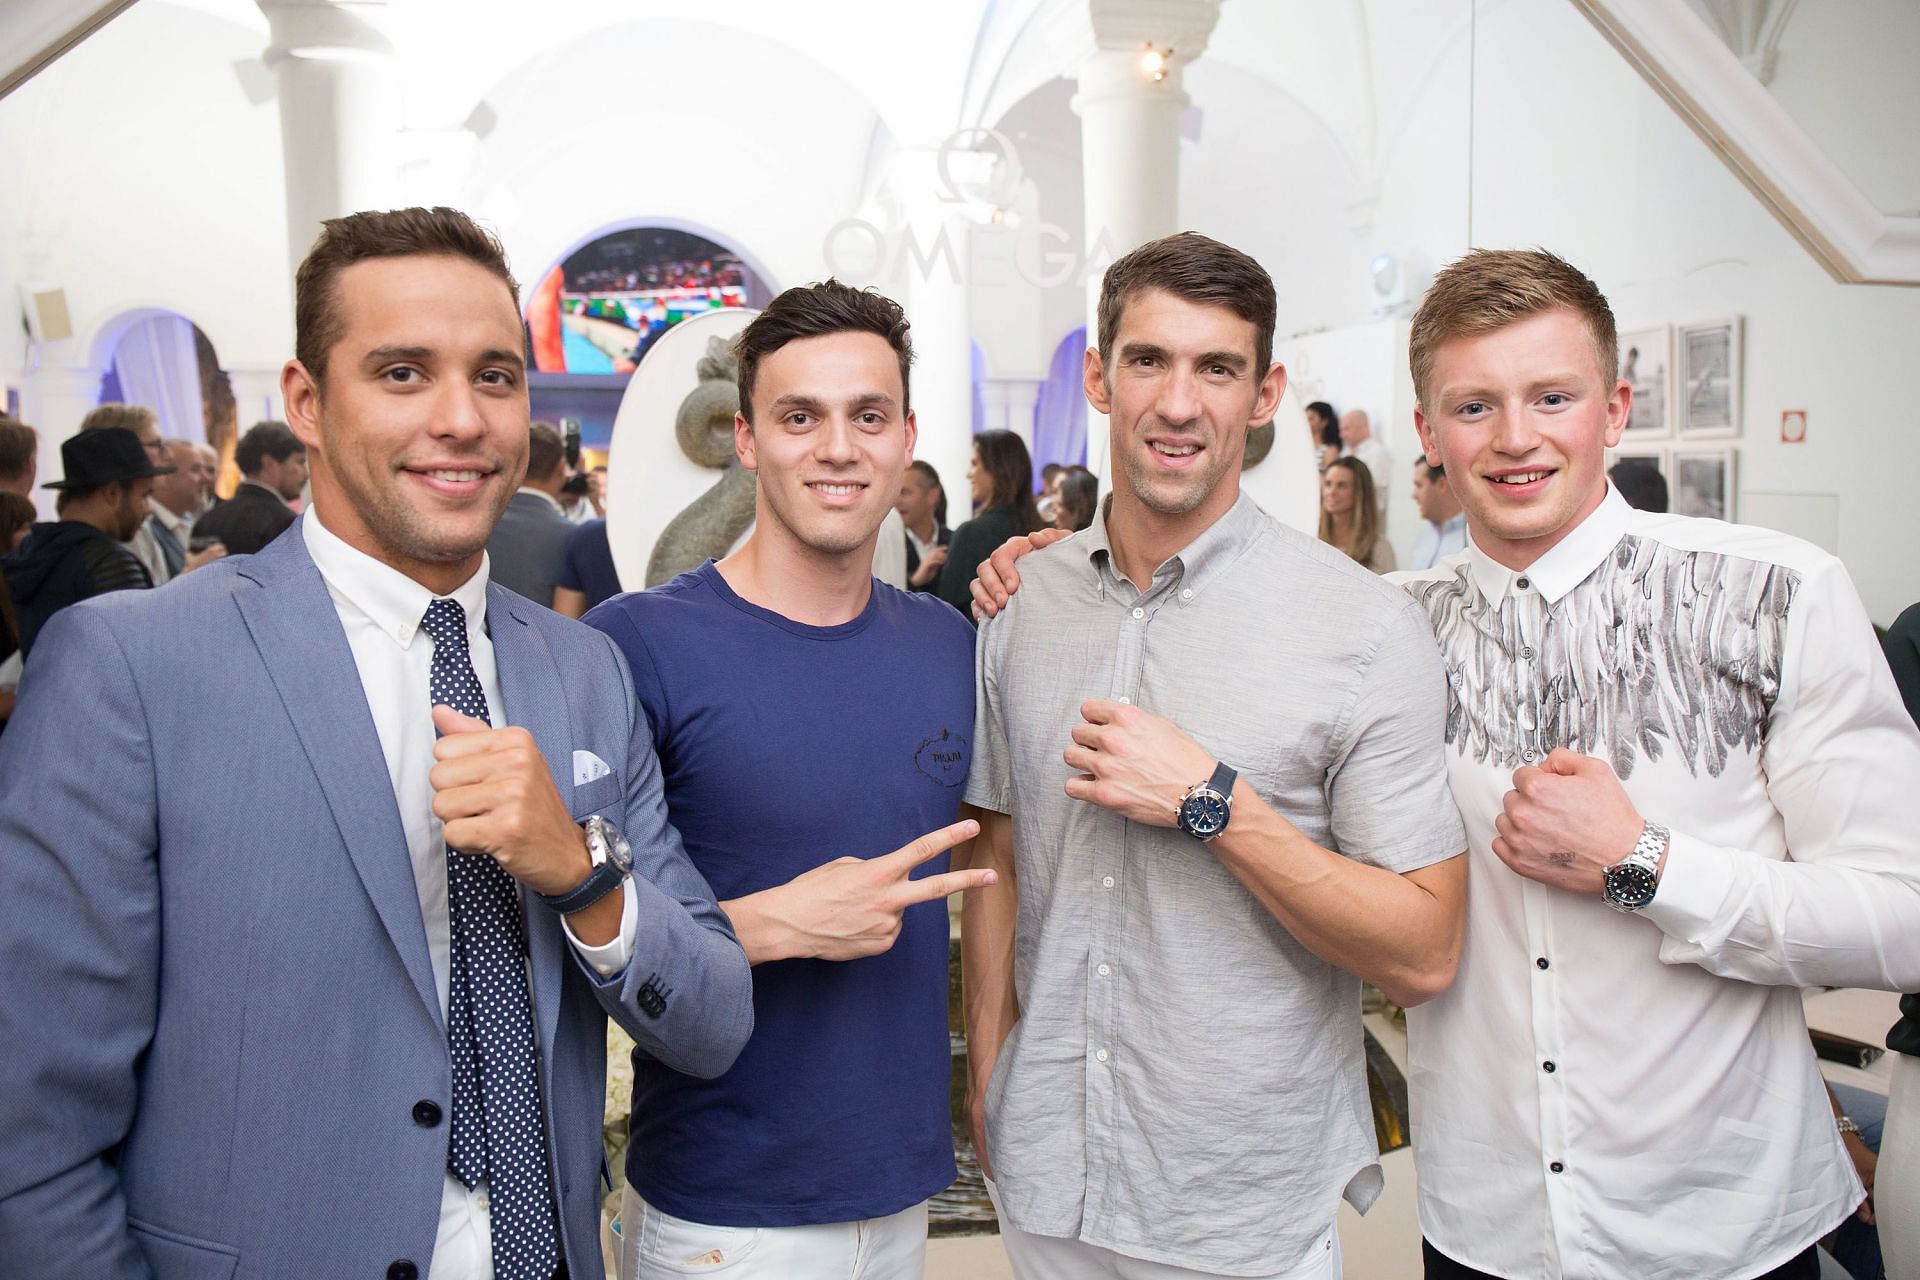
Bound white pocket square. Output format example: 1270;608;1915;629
572;750;612;785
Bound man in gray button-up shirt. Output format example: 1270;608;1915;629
962;233;1466;1279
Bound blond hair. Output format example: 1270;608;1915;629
1408;248;1617;409
1317;456;1385;567
80;403;159;436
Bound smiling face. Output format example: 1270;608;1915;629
1087;288;1285;525
283;254;528;593
1414;307;1629;570
736;329;915;562
1320;465;1356;518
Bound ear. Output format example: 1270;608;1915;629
283;359;322;453
1603;377;1631;450
902;408;918;464
1251;361;1288;428
1082;346;1112;416
734;410;758;472
1413;404;1442;467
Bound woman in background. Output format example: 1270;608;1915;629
1305;400;1342;473
938;429;1044;617
1053;465;1098;533
1317;456;1395;573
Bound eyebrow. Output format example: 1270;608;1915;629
1117;342;1249;374
1439;373;1586;403
767;392;899;414
358;345;526;373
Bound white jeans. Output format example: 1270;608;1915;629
985;1177;1341;1280
616;1185;928;1280
1879;1052;1920;1280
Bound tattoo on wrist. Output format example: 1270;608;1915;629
1548;850;1575;867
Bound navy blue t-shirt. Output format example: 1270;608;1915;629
585;560;975;1226
556;517;621;612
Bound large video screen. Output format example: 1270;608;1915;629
527;227;765;376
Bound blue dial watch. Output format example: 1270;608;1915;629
1176;762;1237;842
538;814;633;915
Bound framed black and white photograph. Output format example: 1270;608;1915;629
1605;447;1669;512
1678;317;1742;439
1617;325;1671;438
1671;446;1737;522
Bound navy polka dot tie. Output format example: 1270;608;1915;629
422;598;559;1280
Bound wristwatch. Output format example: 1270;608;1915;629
1602;821;1669;912
1176;762;1237;842
538;814;634;915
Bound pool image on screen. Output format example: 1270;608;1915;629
527;227;767;376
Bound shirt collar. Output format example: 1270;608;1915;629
302;508;490;648
1082;490;1264;605
1465;483;1632;607
151;502;192;535
517;486;565;515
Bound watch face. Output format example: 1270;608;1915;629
1605;863;1658;909
587;815;635;875
1180;789;1230;839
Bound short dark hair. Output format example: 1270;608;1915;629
1040;462;1064;483
907;459;947;526
1609;461;1669;513
1422;460;1446;481
0;416;37;478
733;280;913;423
0;491;35;546
1097;232;1277;379
1056;465;1099;532
527;421;566;481
234;421;304;477
295;206;519;386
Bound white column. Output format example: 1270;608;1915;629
257;0;398;274
889;149;978;511
979;377;1044;447
1070;0;1220;486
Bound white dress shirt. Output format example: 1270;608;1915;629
1397;485;1920;1274
1394;487;1920;1279
302;511;637;1280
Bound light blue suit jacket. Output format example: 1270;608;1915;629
0;524;753;1279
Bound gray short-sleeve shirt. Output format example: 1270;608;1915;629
967;493;1464;1276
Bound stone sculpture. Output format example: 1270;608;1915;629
644;335;759;587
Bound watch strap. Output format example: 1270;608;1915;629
538;860;625;915
1208;761;1237;800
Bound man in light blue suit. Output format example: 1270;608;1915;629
0;208;753;1280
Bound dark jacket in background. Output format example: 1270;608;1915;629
191;481;295;556
937;505;1025;620
487;489;574;609
904;524;952;594
1883;603;1920;1057
3;521;151;657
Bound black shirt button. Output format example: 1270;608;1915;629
1536;957;1550;970
412;1100;442;1127
1543;1061;1557;1073
1517;576;1532;590
388;1262;418;1280
1549;1160;1565;1174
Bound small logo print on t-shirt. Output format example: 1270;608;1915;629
913;728;969;788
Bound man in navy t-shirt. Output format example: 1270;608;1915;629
586;280;992;1279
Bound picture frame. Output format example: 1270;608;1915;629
1605;446;1669;512
1677;317;1743;439
1616;325;1672;439
1670;445;1738;522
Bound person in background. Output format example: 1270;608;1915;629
1318;455;1395;572
552;516;621;619
0;417;37;497
190;441;220;514
1340;408;1392;512
1305;400;1341;473
936;428;1043;617
137;439;227;584
1036;460;1065;524
1880;600;1920;1280
191;420;307;555
1410;461;1467;570
4;428;163;658
1052;464;1098;532
1608;459;1669;513
486;420;574;608
0;490;35;724
899;459;952;592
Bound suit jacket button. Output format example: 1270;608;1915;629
388;1262;418;1280
412;1100;442;1127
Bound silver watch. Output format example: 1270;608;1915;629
1602;822;1669;913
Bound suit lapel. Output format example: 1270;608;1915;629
488;586;572;1066
232;531;443;1030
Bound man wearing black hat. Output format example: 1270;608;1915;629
3;426;168;656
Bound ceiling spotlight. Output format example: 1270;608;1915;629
1140;45;1171;82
